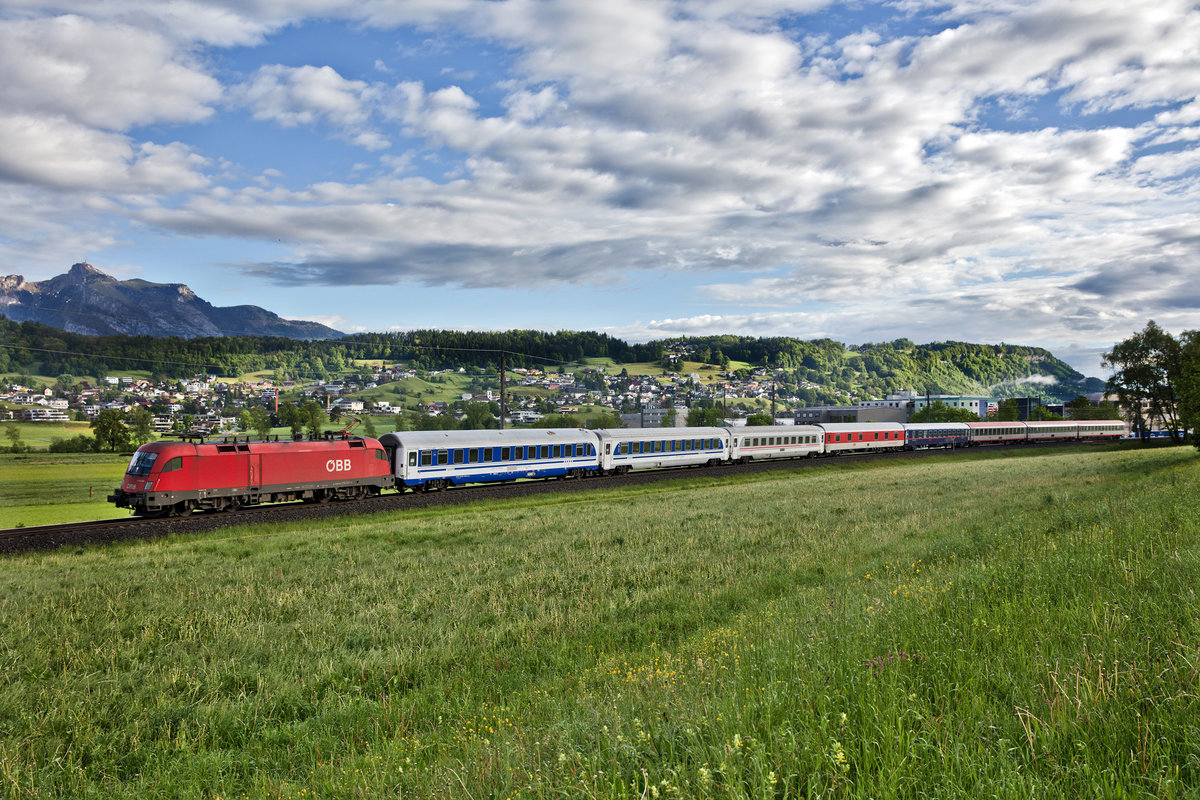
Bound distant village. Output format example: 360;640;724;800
2;352;1093;436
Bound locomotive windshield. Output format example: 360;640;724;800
126;450;158;476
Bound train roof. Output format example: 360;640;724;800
965;421;1025;428
592;426;730;440
378;428;597;449
814;422;905;431
904;422;971;431
131;437;381;454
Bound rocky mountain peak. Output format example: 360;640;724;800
0;264;343;340
68;262;107;281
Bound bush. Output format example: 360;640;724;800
49;434;99;453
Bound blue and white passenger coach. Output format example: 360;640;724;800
904;422;971;449
379;428;599;490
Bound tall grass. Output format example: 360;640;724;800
0;445;1197;798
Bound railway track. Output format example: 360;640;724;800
0;439;1113;555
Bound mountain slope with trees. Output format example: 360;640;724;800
2;318;1098;402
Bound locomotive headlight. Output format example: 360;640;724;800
144;481;153;491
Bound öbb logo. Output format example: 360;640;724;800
326;458;353;473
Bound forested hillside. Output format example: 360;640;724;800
657;335;1095;400
0;319;1098;401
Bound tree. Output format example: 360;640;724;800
129;406;155;446
248;406;273;440
299;401;328;439
1065;395;1121;421
913;401;981;423
460;401;497;430
4;423;27;453
91;409;131;452
687;406;725;427
745;412;774;426
1178;330;1200;449
1103;321;1183;440
278;402;304;438
991;398;1020;421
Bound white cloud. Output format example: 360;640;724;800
0;114;209;193
0;15;221;130
2;0;1199;376
239;65;372;128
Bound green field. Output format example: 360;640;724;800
0;453;131;527
2;421;94;450
1;445;1198;798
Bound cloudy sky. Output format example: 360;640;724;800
2;0;1199;377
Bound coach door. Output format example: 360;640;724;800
248;453;261;489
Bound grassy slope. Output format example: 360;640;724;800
0;446;1198;798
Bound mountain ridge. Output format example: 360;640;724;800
0;263;343;340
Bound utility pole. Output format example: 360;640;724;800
499;352;506;430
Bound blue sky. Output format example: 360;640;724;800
2;1;1199;378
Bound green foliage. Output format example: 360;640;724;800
49;434;99;453
90;409;130;452
911;400;981;422
1065;395;1122;420
3;318;1099;404
128;406;155;446
3;422;27;453
1180;330;1200;450
687;406;726;426
745;412;774;425
532;413;585;428
299;401;328;439
277;401;304;437
247;406;273;440
459;401;498;430
1104;320;1184;440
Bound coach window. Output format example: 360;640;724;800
420;451;432;467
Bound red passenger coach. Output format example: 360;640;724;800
109;436;394;516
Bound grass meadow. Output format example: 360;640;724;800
1;445;1198;798
0;453;131;527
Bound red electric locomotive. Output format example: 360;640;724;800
108;436;394;516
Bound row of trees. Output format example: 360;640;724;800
1103;320;1200;446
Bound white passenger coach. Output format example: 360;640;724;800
594;426;730;474
728;425;824;462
